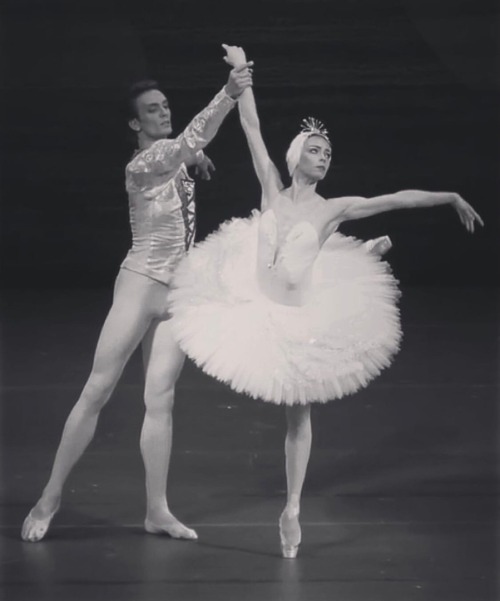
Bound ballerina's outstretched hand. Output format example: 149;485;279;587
452;194;484;233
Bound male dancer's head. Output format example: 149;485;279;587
127;80;172;147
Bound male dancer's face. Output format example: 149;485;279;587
129;89;172;142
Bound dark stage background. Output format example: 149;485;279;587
1;3;499;598
1;0;499;288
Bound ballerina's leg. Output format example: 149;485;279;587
279;403;312;557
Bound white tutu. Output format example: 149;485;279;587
168;211;402;405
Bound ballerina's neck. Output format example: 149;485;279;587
288;175;318;200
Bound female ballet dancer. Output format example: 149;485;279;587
20;59;253;542
167;45;483;558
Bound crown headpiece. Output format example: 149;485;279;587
300;117;330;142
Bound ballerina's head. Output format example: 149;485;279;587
286;117;332;182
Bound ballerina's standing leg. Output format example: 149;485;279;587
279;404;312;558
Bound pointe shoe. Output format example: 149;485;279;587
279;507;301;559
144;517;198;540
364;235;392;256
21;506;59;542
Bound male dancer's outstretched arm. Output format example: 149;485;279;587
127;63;253;186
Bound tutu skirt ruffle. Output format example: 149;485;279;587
168;212;402;405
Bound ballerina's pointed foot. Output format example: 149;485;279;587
279;507;301;559
365;235;392;256
21;503;60;542
144;514;198;540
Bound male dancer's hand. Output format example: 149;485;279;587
195;154;216;180
224;47;253;99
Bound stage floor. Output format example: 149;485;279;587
1;286;498;601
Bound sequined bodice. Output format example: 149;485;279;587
257;209;321;305
121;164;196;284
120;87;235;285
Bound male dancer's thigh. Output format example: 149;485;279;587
88;269;159;382
142;314;186;404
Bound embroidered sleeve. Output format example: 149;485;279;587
127;88;235;185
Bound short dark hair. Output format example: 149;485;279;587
127;79;164;120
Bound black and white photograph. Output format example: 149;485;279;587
1;0;499;599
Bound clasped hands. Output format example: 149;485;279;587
223;44;253;99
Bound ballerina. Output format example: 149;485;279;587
167;45;484;558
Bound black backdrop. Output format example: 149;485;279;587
1;0;499;287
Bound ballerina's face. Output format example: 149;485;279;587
297;135;332;180
129;89;173;140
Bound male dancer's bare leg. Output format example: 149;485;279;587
141;318;197;539
21;271;153;541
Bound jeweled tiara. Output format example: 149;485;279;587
300;117;330;142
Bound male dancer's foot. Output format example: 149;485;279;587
144;505;198;540
21;493;61;542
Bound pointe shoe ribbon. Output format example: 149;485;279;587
279;507;301;559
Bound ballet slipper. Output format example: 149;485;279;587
21;505;59;542
144;516;198;540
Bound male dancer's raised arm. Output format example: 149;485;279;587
127;63;253;187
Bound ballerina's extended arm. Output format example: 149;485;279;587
331;190;484;234
222;44;283;210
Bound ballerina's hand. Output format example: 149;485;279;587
452;194;484;233
222;44;248;68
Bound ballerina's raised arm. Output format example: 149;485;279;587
222;44;284;210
